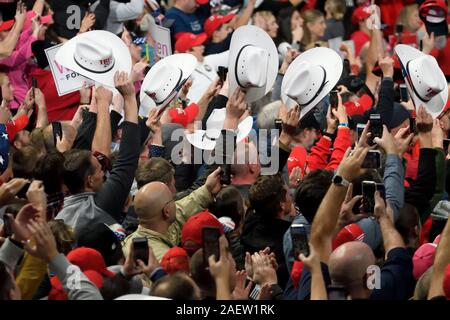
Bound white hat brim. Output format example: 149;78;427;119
185;130;217;150
228;25;278;103
395;44;448;119
139;54;198;117
55;30;132;88
281;47;343;119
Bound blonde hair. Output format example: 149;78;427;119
325;0;346;20
302;10;325;47
253;10;276;32
397;4;419;32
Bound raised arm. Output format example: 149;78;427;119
34;88;48;129
0;1;26;59
94;72;140;220
91;87;112;157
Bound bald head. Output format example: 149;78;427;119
328;242;376;292
134;182;174;222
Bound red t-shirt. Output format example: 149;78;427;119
351;30;371;57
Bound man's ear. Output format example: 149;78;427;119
86;174;94;189
13;140;21;149
162;206;170;220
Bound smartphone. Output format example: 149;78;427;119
132;237;149;263
369;113;383;145
362;150;381;169
52;121;63;146
443;138;450;152
357;124;366;141
343;59;351;77
217;66;228;84
399;84;409;102
220;164;231;185
329;90;339;111
16;182;31;199
362;181;385;214
275;118;283;132
327;284;347;300
409;117;417;135
203;227;221;265
291;224;309;260
32;77;37;100
2;214;13;238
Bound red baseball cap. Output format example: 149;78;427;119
67;247;116;278
352;6;371;25
175;32;207;53
332;223;365;250
0;19;14;32
204;14;236;38
287;146;307;176
0;11;52;32
413;242;437;280
49;270;104;300
197;0;209;4
169;103;199;128
181;210;224;254
6;114;29;142
343;94;374;116
160;246;190;274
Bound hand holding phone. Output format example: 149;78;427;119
329;90;339;111
362;181;385;214
368;114;383;145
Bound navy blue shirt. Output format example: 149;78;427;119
296;247;413;300
165;6;210;39
204;33;232;56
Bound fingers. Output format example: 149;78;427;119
344;183;353;203
218;235;228;261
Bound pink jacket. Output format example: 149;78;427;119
0;27;37;109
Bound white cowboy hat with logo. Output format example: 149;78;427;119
228;25;278;103
185;108;253;150
55;30;132;88
139;53;198;117
395;44;448;118
281;47;343;119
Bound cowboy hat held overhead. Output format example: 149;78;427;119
395;44;448;119
55;30;132;88
185;108;253;151
281;47;343;119
228;25;278;103
139;54;198;117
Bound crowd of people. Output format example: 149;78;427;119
0;0;449;301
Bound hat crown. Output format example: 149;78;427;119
236;46;269;88
284;61;326;106
408;55;445;101
144;64;182;104
74;38;115;73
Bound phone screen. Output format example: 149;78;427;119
220;164;231;185
52;122;63;146
362;181;376;214
291;224;309;260
409;118;417;135
330;90;339;111
369;114;382;145
362;150;381;169
203;227;221;265
357;124;366;141
399;84;409;102
132;237;149;263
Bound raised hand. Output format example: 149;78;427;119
114;71;135;98
374;125;398;155
24;219;59;262
26;180;47;216
0;178;30;207
79;12;96;33
337;183;366;229
336;146;369;183
95;86;113;107
231;270;252;300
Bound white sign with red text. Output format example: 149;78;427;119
149;20;172;58
45;44;94;96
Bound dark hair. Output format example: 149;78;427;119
62;149;95;195
295;170;334;223
34;151;65;194
0;262;14;300
100;274;130;300
135;158;175;189
209;186;244;227
12;146;40;179
277;7;299;44
189;249;215;296
248;174;287;219
395;203;420;246
150;273;199;300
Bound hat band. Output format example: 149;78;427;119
406;60;438;103
290;66;328;107
73;53;115;74
203;131;217;141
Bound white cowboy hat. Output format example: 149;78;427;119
185;108;253;150
228;25;278;103
54;30;132;88
395;44;448;118
139;53;198;117
281;47;343;119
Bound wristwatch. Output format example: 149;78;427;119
332;174;350;187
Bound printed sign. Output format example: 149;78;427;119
45;44;94;96
149;20;172;58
